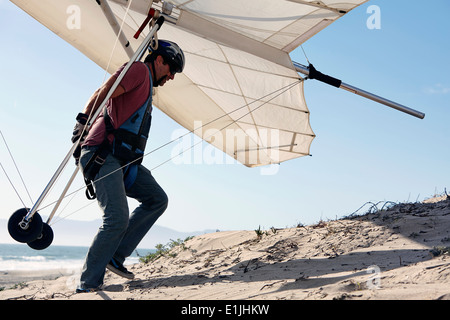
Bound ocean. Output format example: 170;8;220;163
0;243;154;271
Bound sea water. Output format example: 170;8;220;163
0;243;154;271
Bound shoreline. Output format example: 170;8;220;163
0;269;78;289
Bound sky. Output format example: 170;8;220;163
1;0;449;244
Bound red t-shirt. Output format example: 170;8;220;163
83;62;152;147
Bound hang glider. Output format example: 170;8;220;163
12;0;424;168
8;0;425;250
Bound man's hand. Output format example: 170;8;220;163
71;113;88;143
72;112;88;165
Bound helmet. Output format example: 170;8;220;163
148;40;185;74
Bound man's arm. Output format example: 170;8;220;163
82;74;125;116
71;74;126;164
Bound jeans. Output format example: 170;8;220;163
78;146;168;289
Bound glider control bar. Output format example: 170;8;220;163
292;61;425;119
22;15;166;224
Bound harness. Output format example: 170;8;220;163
83;64;153;199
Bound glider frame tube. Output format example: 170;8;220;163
292;61;425;119
22;15;165;225
97;0;134;58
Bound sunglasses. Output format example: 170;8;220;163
162;57;181;75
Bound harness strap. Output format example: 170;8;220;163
85;177;96;200
82;63;152;200
82;140;110;200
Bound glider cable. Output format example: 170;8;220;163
0;161;28;210
38;80;304;221
300;45;310;65
0;133;30;209
151;80;303;171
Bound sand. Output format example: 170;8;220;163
0;269;76;289
1;195;450;301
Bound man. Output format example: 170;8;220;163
71;40;185;292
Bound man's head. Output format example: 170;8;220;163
144;40;185;87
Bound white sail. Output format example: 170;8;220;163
10;0;369;167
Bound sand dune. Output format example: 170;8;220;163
1;195;449;301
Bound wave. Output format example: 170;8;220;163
0;258;85;271
0;244;141;271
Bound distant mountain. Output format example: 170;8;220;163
0;218;217;250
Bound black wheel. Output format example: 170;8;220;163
27;223;54;250
8;208;43;243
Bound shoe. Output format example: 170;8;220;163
107;258;135;279
75;287;99;293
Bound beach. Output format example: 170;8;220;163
0;269;76;289
1;195;449;301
